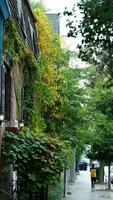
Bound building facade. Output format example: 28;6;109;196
0;0;38;199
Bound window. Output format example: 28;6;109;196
17;0;27;38
20;13;27;37
5;66;11;121
0;64;11;121
0;65;6;114
28;17;37;54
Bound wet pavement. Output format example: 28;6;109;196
65;169;113;200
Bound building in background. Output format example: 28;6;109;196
46;13;60;34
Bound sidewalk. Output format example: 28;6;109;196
65;169;113;200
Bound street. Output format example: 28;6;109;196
65;168;113;200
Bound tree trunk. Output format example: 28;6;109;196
69;146;76;183
98;160;104;183
108;163;111;190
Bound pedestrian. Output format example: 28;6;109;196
90;163;96;188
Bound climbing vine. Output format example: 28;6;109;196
34;9;70;133
3;18;44;129
2;14;72;196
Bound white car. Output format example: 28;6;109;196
104;166;113;184
110;167;113;184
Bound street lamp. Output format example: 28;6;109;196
0;112;4;125
19;119;24;129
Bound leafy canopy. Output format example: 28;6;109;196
86;81;113;164
64;0;113;77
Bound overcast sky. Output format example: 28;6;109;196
30;0;78;12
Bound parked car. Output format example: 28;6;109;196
79;161;88;171
110;167;113;184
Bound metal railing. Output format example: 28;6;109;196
0;187;26;200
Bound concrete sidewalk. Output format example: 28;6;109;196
65;169;113;200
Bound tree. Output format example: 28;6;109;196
86;84;113;189
64;2;113;185
58;66;93;159
64;0;113;78
34;8;70;135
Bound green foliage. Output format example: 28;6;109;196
87;121;113;163
85;81;113;164
3;18;25;65
2;130;67;188
31;1;45;10
48;180;63;200
2;10;97;196
2;17;91;177
34;8;72;135
21;51;45;130
57;67;91;159
96;88;113;119
3;18;45;129
3;18;26;118
2;17;73;193
64;0;113;77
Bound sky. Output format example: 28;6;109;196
31;0;78;12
